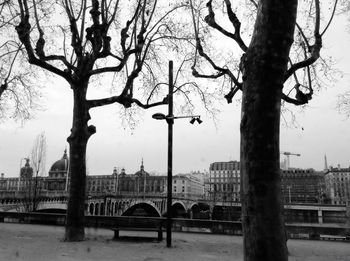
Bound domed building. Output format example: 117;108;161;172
20;158;33;179
47;149;69;191
49;149;69;178
134;159;149;177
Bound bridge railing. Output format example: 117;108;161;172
87;192;202;201
1;211;349;240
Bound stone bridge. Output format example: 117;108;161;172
1;191;348;223
0;192;201;218
86;194;200;218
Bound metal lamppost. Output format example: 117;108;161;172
152;60;202;248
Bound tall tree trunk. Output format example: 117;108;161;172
240;1;297;260
65;82;95;241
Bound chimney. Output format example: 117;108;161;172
1;173;4;178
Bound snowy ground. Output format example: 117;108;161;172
0;223;349;261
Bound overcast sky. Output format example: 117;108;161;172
0;14;349;178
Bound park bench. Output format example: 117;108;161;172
112;216;165;241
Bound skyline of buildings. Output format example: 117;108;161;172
2;146;349;178
0;150;206;200
1;150;350;206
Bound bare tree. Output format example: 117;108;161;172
337;1;350;117
21;133;46;212
13;0;196;241
30;132;46;211
189;0;339;260
0;1;40;122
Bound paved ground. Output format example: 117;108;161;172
0;223;350;261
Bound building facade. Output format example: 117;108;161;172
206;161;328;204
325;166;350;205
207;161;240;202
280;169;326;204
173;173;204;199
0;153;204;200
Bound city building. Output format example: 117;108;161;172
280;168;326;204
207;161;240;202
87;159;168;196
173;173;204;198
325;166;350;205
207;160;328;204
46;149;69;191
0;152;205;200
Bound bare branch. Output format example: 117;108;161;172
321;0;338;36
87;93;168;109
223;0;248;52
284;1;322;82
87;95;123;108
203;0;247;52
15;0;72;81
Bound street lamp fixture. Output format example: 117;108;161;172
193;116;202;124
152;113;167;120
152;61;201;248
152;113;202;124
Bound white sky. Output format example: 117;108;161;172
0;14;349;178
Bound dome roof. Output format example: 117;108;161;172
50;149;69;173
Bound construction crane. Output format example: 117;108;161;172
280;151;301;170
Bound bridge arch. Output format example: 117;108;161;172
88;203;94;215
100;202;104;215
122;201;161;217
94;203;99;215
171;201;187;218
188;203;200;219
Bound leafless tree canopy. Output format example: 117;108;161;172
2;0;217;124
337;91;350;118
189;0;339;106
31;131;46;177
0;1;40;122
12;1;207;110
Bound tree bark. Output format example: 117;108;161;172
65;82;95;241
240;1;297;260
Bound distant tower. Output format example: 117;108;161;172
135;158;149;177
20;158;33;178
324;155;328;171
141;158;144;172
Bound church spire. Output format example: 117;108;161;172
63;148;68;159
141;158;144;171
324;154;328;170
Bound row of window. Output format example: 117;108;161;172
173;186;185;193
173;180;185;184
209;170;240;175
